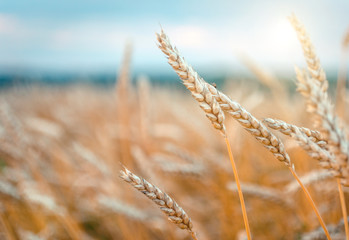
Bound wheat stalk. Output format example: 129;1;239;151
119;167;198;240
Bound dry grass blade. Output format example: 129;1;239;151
119;167;198;240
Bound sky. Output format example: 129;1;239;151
0;0;348;75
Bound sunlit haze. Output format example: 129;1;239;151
0;0;348;76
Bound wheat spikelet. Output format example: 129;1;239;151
98;195;152;221
0;179;20;200
151;151;204;177
295;67;349;183
137;75;152;144
238;53;288;104
120;167;198;239
212;88;291;166
155;161;204;177
264;118;326;148
72;142;110;176
264;118;340;175
290;15;349;179
156;29;290;167
285;170;334;194
227;182;293;208
301;217;349;240
289;14;328;92
290;25;349;183
115;42;132;96
290;128;340;175
163;143;202;164
156;30;225;135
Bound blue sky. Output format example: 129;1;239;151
0;0;348;74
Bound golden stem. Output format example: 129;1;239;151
224;137;252;240
288;167;331;240
337;179;349;240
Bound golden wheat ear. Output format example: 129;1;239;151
290;15;349;184
290;14;348;240
120;166;198;240
156;28;252;240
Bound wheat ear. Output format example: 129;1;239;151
157;30;290;167
156;29;251;240
289;14;328;92
227;182;293;209
157;27;332;240
291;16;349;174
285;170;333;195
120;167;198;240
294;60;349;182
264;118;326;148
263;119;340;176
290;14;348;239
156;30;225;135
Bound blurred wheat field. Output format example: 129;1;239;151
0;15;349;240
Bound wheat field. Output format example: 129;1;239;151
0;15;349;240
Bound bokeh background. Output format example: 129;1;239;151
0;1;349;240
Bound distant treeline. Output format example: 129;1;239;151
0;71;340;91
